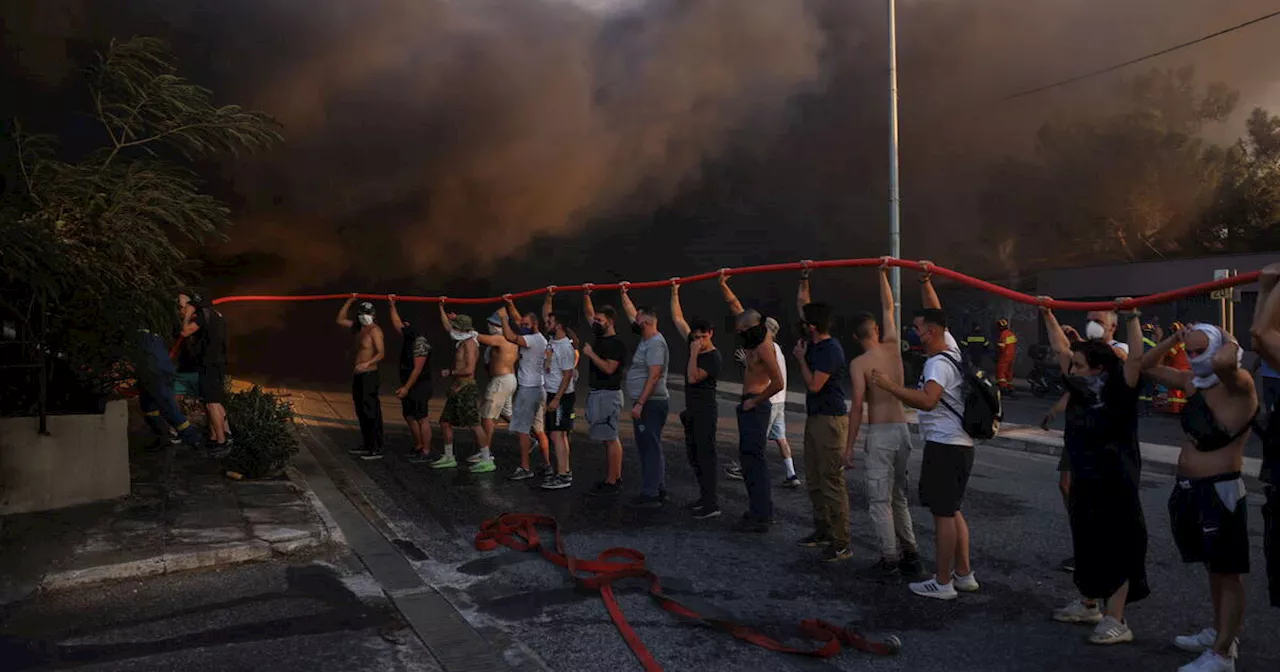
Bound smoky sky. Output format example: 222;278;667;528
3;0;1279;304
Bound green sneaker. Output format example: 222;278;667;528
469;458;496;474
430;455;458;469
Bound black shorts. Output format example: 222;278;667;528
199;365;226;404
1057;450;1071;473
1265;484;1279;608
919;441;975;517
400;381;431;420
545;391;575;433
1169;473;1250;575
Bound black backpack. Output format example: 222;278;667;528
932;351;1002;440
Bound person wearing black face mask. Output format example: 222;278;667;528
619;283;671;509
582;286;629;497
1040;298;1149;647
671;280;723;519
733;308;785;532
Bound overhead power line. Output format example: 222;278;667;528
1004;9;1280;100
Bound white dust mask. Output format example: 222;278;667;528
1084;320;1106;341
357;314;373;326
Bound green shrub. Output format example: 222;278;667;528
223;386;297;479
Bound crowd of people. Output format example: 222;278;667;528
314;260;1277;672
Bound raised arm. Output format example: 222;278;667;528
797;265;812;317
1251;263;1280;369
719;270;745;317
584;285;596;323
1118;300;1143;388
1038;298;1074;374
437;299;453;333
388;296;405;335
879;260;898;344
1213;339;1253;395
919;261;941;310
500;299;529;348
1140;331;1193;391
336;294;356;328
670;280;691;340
619;283;638;323
542;287;555;325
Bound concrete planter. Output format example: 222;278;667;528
0;399;130;515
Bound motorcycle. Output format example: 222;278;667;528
1026;343;1065;398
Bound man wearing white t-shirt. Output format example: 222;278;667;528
719;274;801;486
541;310;578;490
500;297;552;481
871;262;978;601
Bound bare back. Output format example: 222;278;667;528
743;339;775;395
353;325;381;370
488;340;518;377
855;342;907;424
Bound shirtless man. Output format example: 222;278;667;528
848;259;923;577
337;296;386;460
432;301;493;473
476;310;519;457
720;271;801;486
733;304;786;533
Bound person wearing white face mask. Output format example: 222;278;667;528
1142;323;1259;672
337;295;386;460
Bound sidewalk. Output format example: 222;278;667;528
0;414;335;605
668;377;1265;484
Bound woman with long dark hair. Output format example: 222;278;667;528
1040;299;1149;645
1143;320;1258;672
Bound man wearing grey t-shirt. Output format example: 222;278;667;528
619;282;670;509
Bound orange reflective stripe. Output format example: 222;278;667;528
144;410;161;417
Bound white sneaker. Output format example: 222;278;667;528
1088;616;1132;645
909;576;958;600
1173;628;1238;656
1052;599;1103;624
951;571;979;593
1178;650;1236;672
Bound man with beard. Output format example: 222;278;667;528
619;284;672;509
501;297;554;480
582;286;629;497
388;296;433;461
432;302;492;473
337;295;386;460
733;307;786;532
540;309;578;490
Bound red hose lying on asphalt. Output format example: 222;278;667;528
474;512;901;671
211;257;1261;311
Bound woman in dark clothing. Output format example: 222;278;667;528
1040;299;1149;646
1249;263;1280;613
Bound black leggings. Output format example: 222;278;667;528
1265;484;1279;608
352;371;383;451
682;405;719;508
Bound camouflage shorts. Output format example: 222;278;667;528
441;379;481;428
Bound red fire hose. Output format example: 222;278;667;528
474;513;901;671
211;257;1261;311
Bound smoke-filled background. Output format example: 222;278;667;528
3;0;1279;381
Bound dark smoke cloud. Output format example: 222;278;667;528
4;0;1279;298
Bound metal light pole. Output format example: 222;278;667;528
887;0;903;330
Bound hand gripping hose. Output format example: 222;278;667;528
473;513;902;671
211;257;1260;311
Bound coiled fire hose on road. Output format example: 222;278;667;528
211;257;1262;311
212;258;1263;669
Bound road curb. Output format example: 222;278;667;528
41;540;273;591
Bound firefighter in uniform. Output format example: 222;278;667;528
1137;323;1159;410
964;324;991;372
1162;321;1192;413
995;318;1017;394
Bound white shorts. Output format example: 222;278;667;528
510;385;546;435
481;374;517;419
767;401;787;441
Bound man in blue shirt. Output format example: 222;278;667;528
792;301;852;563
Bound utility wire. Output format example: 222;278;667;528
1004;9;1280;100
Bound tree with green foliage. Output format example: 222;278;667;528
979;67;1279;270
0;37;280;412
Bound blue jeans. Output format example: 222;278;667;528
634;399;669;497
737;398;774;521
139;373;201;446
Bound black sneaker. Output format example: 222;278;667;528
659;488;671;503
586;481;622;498
732;517;771;533
359;451;385;461
898;552;926;578
724;464;744;481
540;464;555;478
1060;556;1075;573
820;546;853;563
867;558;901;578
349;446;371;455
541;473;573;490
796;532;832;547
508;466;535;481
406;452;430;464
690;504;722;519
629;494;664;509
682;500;703;512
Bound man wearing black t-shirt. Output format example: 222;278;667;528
179;291;231;450
671;281;723;519
583;287;629;497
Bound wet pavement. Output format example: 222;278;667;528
287;383;1280;672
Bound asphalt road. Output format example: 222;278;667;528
0;547;442;672
287;384;1279;672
